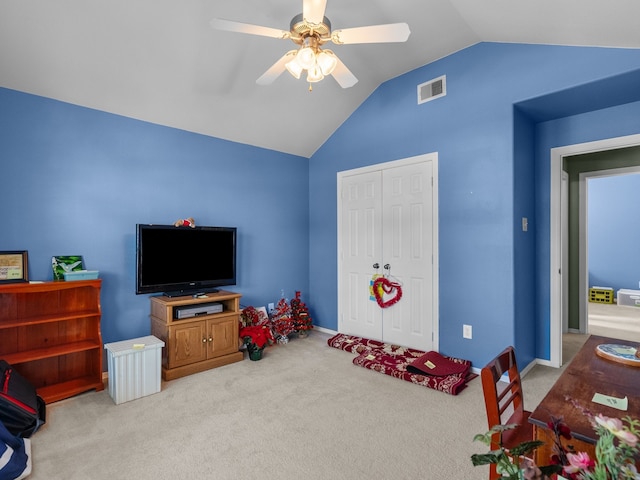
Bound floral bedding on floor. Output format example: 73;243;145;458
327;333;474;395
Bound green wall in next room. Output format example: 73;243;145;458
564;145;640;330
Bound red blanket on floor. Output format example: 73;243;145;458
327;333;474;395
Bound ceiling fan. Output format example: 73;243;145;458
210;0;410;90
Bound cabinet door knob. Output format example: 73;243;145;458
208;337;213;342
202;337;207;343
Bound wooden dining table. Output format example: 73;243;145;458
529;334;640;467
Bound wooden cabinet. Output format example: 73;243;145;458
150;291;243;381
0;280;104;403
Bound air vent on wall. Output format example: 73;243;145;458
417;75;446;104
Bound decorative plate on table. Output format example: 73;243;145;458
595;344;640;367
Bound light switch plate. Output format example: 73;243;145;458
463;324;472;339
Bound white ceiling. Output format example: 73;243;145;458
1;0;639;158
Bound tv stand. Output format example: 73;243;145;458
163;287;219;298
150;290;242;380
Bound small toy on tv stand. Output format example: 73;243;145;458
174;217;195;228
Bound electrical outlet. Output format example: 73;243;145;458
268;302;274;312
463;324;472;339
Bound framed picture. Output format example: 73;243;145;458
0;251;29;284
52;256;85;280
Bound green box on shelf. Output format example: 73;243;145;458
52;255;85;280
63;270;99;281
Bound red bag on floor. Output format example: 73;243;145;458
0;360;46;438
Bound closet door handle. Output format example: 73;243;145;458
384;264;390;270
373;263;379;269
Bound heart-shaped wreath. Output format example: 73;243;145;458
372;276;403;308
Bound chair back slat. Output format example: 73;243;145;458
480;346;531;480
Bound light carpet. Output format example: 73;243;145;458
25;330;577;480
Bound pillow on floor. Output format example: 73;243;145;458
406;351;469;376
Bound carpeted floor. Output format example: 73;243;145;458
10;300;637;479
23;329;574;480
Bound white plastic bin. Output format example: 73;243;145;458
617;289;640;307
104;335;164;404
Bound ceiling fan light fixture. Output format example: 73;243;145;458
285;59;303;79
295;36;320;69
212;3;411;91
306;64;324;83
317;50;337;75
296;47;316;69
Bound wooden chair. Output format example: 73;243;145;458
481;346;534;480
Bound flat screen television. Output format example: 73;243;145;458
136;224;237;297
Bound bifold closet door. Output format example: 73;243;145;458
379;161;433;351
339;169;384;341
338;160;434;352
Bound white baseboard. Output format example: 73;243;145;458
313;326;337;335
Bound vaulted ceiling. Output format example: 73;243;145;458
1;1;639;157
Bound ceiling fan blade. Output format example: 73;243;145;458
302;0;327;25
256;51;297;85
331;57;358;88
210;18;289;40
332;23;410;45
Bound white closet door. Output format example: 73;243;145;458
338;170;384;341
338;155;436;352
380;161;433;350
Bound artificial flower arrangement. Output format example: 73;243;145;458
546;400;640;480
239;306;275;361
239;292;313;356
472;403;640;480
471;424;562;479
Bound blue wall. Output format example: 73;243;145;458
309;43;640;368
0;89;310;345
513;109;537;365
534;100;640;360
588;173;640;292
4;42;640;368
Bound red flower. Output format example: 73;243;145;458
546;416;575;469
239;325;275;348
546;420;572;440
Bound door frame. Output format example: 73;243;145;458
337;152;440;350
578;166;640;332
550;133;640;367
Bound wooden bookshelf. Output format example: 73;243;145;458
0;280;104;403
